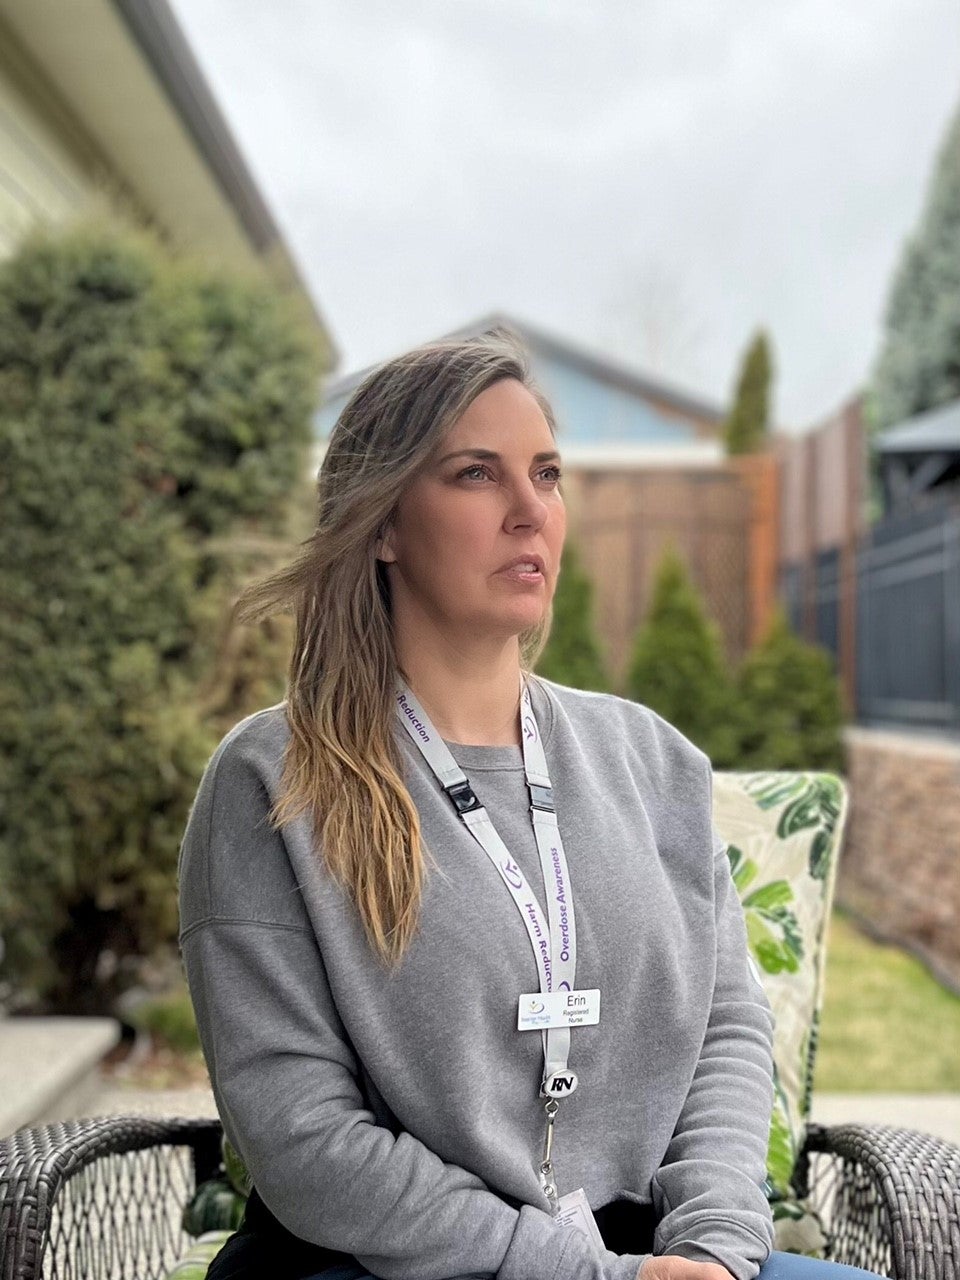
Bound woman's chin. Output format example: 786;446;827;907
496;605;549;638
450;608;544;644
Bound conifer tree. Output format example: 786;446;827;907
624;546;739;766
736;610;844;771
724;330;773;455
872;103;960;430
0;221;321;1011
536;541;609;691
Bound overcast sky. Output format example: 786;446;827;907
168;0;960;430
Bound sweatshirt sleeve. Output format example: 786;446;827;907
649;798;776;1279
178;731;647;1280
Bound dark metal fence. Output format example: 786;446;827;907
781;563;804;637
856;505;960;732
815;547;842;660
780;501;960;734
779;550;842;661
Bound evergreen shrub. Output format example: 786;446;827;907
624;546;740;767
872;102;960;431
724;330;773;456
536;541;610;691
0;221;321;1011
735;610;844;772
623;554;844;772
127;987;202;1055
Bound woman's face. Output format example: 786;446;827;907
379;377;566;650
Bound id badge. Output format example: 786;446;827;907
556;1187;605;1255
517;988;600;1031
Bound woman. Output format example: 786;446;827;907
179;332;881;1280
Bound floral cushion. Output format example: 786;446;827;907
713;770;848;1254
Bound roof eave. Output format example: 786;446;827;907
111;0;338;369
321;310;725;424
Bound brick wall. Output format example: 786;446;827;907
839;726;960;991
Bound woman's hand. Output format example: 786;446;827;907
638;1258;735;1280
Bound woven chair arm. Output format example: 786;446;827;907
799;1122;960;1280
0;1115;223;1280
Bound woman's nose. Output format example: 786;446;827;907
505;479;548;530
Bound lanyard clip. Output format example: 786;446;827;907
528;783;554;813
539;1098;560;1214
444;780;482;815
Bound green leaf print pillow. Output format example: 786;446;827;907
712;771;848;1255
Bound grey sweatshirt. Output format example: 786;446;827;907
179;676;775;1280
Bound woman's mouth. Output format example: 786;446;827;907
498;562;544;584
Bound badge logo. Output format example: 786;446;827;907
501;858;523;889
542;1070;579;1097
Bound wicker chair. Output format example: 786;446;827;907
3;771;958;1278
1;1113;959;1279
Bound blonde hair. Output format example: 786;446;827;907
233;330;557;964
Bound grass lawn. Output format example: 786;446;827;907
815;911;960;1092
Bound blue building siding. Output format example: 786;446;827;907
315;393;348;440
533;352;697;445
315;317;718;448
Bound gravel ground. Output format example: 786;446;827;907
80;1078;218;1120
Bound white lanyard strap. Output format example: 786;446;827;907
395;677;577;1086
520;681;577;1000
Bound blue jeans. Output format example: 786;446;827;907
304;1256;886;1279
757;1256;885;1278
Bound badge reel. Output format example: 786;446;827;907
543;1069;579;1098
537;1066;603;1253
538;1068;578;1210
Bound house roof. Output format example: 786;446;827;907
445;312;725;424
0;0;337;368
875;398;960;455
323;311;723;425
111;0;285;257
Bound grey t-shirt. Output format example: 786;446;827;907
178;676;775;1280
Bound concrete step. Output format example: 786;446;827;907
0;1015;122;1137
812;1091;960;1145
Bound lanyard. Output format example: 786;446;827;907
395;675;579;1212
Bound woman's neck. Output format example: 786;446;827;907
396;637;524;747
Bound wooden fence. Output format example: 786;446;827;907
563;455;778;683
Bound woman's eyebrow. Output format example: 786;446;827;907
437;448;562;464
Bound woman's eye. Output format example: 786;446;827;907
459;464;491;481
456;464;562;484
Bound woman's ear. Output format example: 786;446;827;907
375;525;397;564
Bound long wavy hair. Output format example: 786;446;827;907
233;330;557;964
